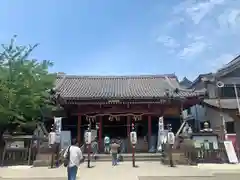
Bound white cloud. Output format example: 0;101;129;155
178;41;207;58
155;0;240;78
218;9;240;33
174;0;225;24
210;54;235;71
156;36;180;49
166;17;185;28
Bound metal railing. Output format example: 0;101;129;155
183;142;240;164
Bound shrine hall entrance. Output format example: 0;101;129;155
102;116;127;139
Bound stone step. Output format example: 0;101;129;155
33;160;50;167
87;153;162;162
96;156;161;162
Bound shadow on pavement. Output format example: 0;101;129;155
138;173;240;180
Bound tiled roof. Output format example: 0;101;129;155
204;99;238;110
216;55;240;77
179;77;192;88
189;73;213;89
55;74;204;100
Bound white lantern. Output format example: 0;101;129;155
167;132;175;145
130;131;137;145
85;131;92;144
48;132;56;145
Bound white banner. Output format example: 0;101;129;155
157;117;164;151
54;117;62;133
54;117;62;143
158;116;164;131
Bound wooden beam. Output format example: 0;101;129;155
73;109;162;116
72;104;163;115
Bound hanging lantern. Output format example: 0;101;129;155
96;123;99;130
108;116;113;121
133;116;137;121
115;116;120;121
86;116;90;122
133;115;142;121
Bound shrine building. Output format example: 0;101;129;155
55;74;204;152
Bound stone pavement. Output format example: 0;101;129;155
0;162;240;180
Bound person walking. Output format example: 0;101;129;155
104;135;110;153
110;140;120;166
91;138;98;160
64;138;84;180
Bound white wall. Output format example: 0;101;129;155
184;105;234;131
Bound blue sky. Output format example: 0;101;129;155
0;0;240;80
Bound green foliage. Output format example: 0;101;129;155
0;36;56;132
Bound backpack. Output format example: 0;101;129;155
63;146;71;167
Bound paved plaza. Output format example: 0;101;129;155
0;162;240;180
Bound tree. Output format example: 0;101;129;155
0;36;56;134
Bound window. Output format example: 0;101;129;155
219;85;240;98
226;121;235;134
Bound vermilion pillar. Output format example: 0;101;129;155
127;116;131;152
77;115;81;146
98;116;102;151
148;115;152;140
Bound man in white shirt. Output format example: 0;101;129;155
64;139;83;180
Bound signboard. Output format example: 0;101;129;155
7;141;24;149
224;141;238;164
60;131;71;150
164;108;179;116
